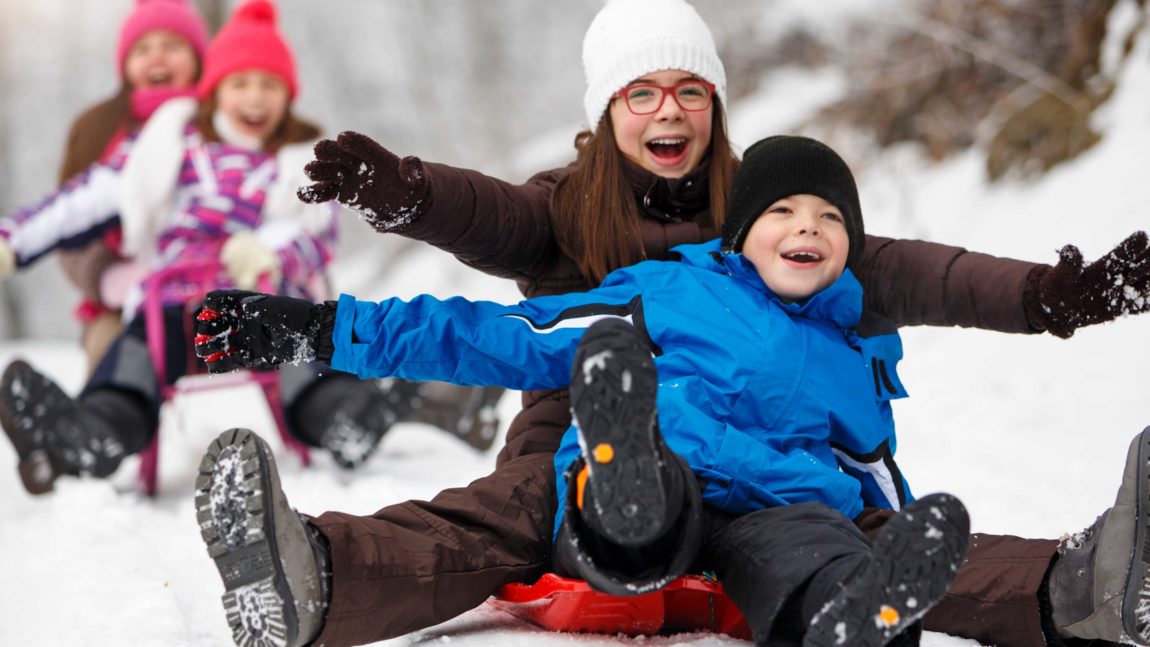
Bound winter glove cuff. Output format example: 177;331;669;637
1023;264;1058;335
221;231;282;290
314;301;337;363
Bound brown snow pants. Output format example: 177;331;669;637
308;390;1061;647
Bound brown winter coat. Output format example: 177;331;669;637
309;161;1055;647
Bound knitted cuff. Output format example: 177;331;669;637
1022;264;1055;335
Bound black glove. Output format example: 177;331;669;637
297;130;432;234
1024;231;1150;338
195;290;335;373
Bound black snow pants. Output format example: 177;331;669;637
552;454;888;646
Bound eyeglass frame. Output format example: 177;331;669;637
611;80;717;115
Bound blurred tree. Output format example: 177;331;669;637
813;0;1145;180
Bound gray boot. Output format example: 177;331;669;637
1049;426;1150;645
195;428;330;647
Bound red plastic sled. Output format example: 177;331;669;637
489;573;751;640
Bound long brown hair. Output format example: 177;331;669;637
551;100;738;284
58;85;136;183
59;50;205;183
194;94;320;154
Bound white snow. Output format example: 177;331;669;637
2;9;1150;647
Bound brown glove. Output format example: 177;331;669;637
1024;231;1150;338
297;131;432;234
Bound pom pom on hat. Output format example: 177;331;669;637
582;0;726;130
116;0;209;77
197;0;299;99
720;136;866;272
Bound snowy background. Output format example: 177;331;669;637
1;1;1149;646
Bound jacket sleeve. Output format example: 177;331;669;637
0;161;123;268
328;282;644;389
858;235;1042;333
397;163;567;283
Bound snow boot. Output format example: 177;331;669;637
292;376;420;469
405;383;504;451
804;493;971;647
570;317;672;547
1049;426;1150;645
0;360;132;494
195;428;331;647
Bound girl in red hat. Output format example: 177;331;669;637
0;0;417;494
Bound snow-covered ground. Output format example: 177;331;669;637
3;8;1150;647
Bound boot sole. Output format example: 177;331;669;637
0;360;63;495
570;319;664;547
1121;425;1150;643
195;428;299;647
803;493;971;647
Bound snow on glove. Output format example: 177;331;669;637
1024;230;1150;338
0;239;14;281
220;231;282;290
297;130;432;233
195;289;334;373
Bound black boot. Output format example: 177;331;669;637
803;493;971;647
0;360;142;494
196;428;331;647
570;318;673;547
291;376;421;469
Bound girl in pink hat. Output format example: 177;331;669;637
0;0;421;494
57;0;210;375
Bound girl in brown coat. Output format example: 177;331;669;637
191;0;1150;645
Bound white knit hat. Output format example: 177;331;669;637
582;0;727;131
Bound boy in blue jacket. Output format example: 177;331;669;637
193;136;969;647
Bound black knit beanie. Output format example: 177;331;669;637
720;135;864;271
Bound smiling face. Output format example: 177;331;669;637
741;194;850;302
609;69;713;179
123;29;198;91
215;70;290;143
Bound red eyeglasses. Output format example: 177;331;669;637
612;80;716;115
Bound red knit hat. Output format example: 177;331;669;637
196;0;298;100
116;0;209;78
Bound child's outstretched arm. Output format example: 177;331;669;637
297;131;559;284
195;284;648;391
0;162;123;271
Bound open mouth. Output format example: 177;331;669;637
782;250;823;264
238;114;269;129
145;70;174;87
645;137;688;161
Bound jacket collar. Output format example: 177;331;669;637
623;156;711;222
713;247;863;329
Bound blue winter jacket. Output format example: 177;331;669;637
330;239;911;527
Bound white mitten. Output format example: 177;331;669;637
220;231;281;290
0;239;15;281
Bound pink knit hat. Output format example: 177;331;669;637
196;0;298;100
116;0;209;77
